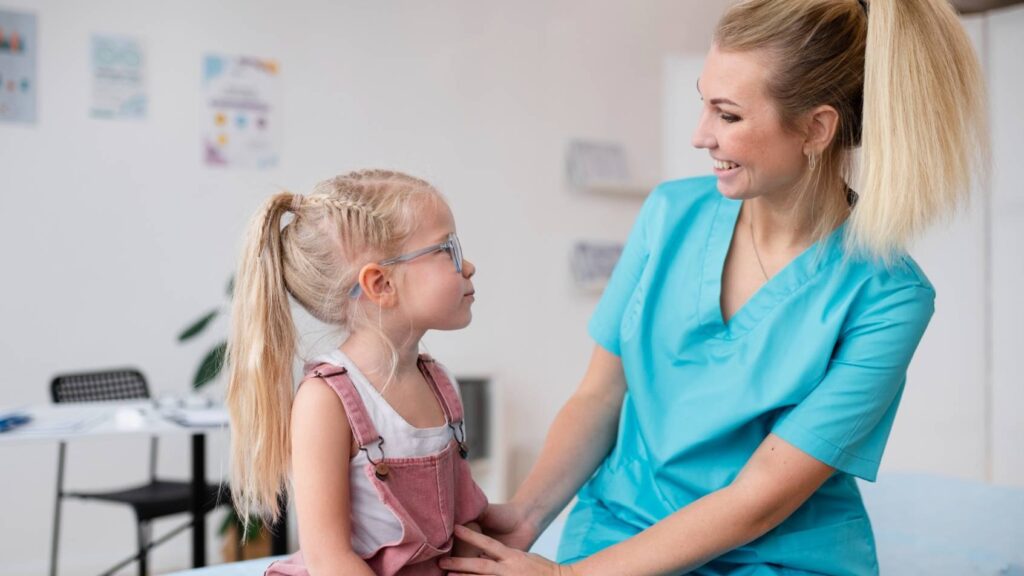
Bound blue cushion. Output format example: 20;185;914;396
859;473;1024;575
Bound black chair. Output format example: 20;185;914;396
49;368;225;576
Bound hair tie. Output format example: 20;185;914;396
858;0;868;15
290;193;304;212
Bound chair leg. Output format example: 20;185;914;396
50;443;66;576
49;497;62;576
136;521;150;576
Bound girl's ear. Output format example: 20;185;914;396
803;104;839;156
358;264;398;308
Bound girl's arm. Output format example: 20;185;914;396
484;345;627;548
445;433;833;575
290;378;377;576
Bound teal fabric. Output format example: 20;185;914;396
557;176;935;575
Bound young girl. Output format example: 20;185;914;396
225;169;487;576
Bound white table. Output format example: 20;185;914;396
0;400;231;569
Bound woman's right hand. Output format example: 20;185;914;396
477;345;625;556
478;501;540;552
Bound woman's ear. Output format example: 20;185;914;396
803;104;839;155
357;264;398;307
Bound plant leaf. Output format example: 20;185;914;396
193;341;227;389
219;507;267;544
178;309;219;342
219;507;238;536
243;516;265;544
226;276;235;299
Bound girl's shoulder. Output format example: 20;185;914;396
291;374;351;437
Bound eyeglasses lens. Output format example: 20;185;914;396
449;234;463;273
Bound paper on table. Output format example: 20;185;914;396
14;413;106;434
162;408;229;428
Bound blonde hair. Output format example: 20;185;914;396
226;169;440;525
715;0;988;261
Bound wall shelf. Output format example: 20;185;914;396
577;179;654;197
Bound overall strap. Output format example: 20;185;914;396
307;363;383;455
417;356;464;423
418;355;470;458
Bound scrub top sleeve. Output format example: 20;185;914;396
587;189;660;356
772;282;935;481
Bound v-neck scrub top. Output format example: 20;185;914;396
557;176;935;575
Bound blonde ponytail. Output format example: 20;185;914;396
852;0;988;260
227;192;299;525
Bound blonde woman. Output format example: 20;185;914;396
442;0;987;574
227;170;486;575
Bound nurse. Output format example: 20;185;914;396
442;0;988;574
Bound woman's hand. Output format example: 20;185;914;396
439;526;573;576
478;502;539;551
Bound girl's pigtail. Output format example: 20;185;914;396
852;0;988;261
226;192;302;526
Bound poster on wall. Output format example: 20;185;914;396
0;9;37;123
90;34;146;120
202;53;281;169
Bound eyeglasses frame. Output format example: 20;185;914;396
349;232;463;298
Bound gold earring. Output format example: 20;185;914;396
807;152;818;171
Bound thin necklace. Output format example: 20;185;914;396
747;202;770;282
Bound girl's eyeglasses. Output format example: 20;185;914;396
349;232;463;298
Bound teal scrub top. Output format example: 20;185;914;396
557;176;935;575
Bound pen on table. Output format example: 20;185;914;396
0;413;33;433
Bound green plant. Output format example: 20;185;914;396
218;506;267;546
178;277;233;389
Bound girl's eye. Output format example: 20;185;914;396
720;113;740;123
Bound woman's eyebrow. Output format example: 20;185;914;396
696;79;741;107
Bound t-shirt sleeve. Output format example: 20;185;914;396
587;191;658;356
772;281;936;481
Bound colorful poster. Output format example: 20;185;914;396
90;34;146;120
202;54;280;169
0;9;37;123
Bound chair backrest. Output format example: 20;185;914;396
50;368;150;404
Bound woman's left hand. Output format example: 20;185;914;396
439;525;573;576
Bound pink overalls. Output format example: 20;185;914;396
266;355;488;576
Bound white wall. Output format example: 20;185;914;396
987;4;1024;486
0;1;732;574
664;9;1024;486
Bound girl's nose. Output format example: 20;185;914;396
462;258;476;278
